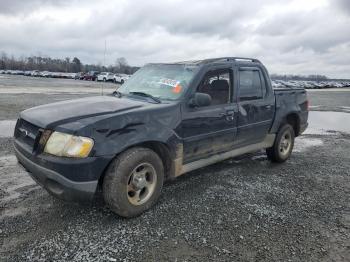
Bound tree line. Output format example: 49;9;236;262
0;52;139;74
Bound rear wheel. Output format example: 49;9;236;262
266;124;295;163
103;147;164;218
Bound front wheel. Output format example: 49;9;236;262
103;147;164;218
266;124;295;163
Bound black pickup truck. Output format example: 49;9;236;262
14;57;308;217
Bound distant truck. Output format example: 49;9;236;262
14;57;308;217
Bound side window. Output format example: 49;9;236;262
197;69;231;106
239;69;263;101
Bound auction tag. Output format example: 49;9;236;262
158;78;179;87
158;78;183;94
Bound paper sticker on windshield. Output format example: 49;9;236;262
158;78;179;87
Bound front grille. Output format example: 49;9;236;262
14;119;41;151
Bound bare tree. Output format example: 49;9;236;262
72;57;82;72
115;57;129;73
0;52;8;69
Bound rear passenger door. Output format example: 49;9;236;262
235;67;274;146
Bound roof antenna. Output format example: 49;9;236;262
102;39;106;96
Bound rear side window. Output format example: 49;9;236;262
239;70;263;101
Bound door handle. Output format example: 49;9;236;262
265;105;272;109
226;115;234;121
220;111;235;121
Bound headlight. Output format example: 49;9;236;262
44;131;94;158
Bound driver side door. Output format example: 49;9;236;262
181;67;238;164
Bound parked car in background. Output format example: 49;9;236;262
40;71;52;78
0;70;4;74
24;71;33;76
50;72;58;78
114;73;130;84
60;72;76;79
97;72;115;82
10;70;24;75
31;70;40;77
74;72;85;80
83;71;99;81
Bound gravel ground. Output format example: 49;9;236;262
0;75;350;261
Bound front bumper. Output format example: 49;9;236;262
14;141;112;202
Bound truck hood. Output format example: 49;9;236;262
20;96;144;128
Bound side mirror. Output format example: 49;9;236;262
189;92;212;107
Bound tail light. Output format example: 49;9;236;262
306;100;310;111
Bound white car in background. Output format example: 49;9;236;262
97;72;114;82
40;71;51;77
31;70;40;77
113;73;130;84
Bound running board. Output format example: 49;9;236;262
178;134;275;176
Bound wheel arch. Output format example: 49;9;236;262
98;140;174;186
285;113;300;137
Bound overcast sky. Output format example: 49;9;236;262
0;0;349;78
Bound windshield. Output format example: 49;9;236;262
118;64;199;100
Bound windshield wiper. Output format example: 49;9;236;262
112;90;123;98
129;91;161;103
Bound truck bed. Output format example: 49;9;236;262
271;87;308;136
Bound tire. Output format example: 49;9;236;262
121;79;124;84
266;124;295;163
103;78;106;82
103;147;164;218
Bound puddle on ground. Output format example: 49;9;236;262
0;155;18;167
294;137;323;152
305;111;350;135
0;120;16;137
0;155;38;206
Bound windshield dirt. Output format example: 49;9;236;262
118;64;199;100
